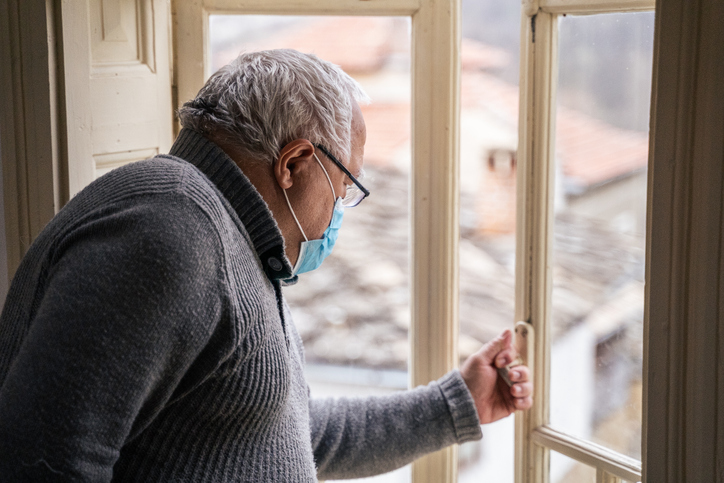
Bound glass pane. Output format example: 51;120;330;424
458;0;521;480
210;15;412;483
550;12;654;461
551;450;596;483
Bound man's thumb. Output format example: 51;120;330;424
479;329;513;365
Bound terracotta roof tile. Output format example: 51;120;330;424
240;17;398;74
459;71;648;189
360;103;410;167
556;106;649;188
461;38;511;71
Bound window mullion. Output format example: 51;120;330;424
409;1;461;482
514;9;559;483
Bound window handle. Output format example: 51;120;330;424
497;321;535;386
515;320;534;370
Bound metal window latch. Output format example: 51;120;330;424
497;321;535;387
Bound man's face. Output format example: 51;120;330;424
303;103;367;240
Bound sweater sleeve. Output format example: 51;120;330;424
310;369;482;480
0;195;226;482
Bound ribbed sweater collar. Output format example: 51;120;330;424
169;128;295;282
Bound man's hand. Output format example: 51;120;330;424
460;329;533;425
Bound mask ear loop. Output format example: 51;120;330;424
283;151;339;243
283;189;308;242
312;152;338;202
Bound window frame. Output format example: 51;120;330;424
174;0;657;482
173;1;463;482
514;1;654;482
2;0;721;481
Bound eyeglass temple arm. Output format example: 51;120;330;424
314;144;370;197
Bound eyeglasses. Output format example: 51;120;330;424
314;144;370;207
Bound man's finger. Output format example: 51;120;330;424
479;329;514;365
510;382;533;398
513;396;533;411
494;349;518;369
508;365;530;382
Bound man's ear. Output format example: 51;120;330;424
274;139;316;190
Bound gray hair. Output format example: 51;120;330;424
178;49;369;165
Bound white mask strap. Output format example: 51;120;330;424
283;189;308;242
313;152;337;202
283;151;338;243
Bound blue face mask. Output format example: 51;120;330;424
283;153;345;276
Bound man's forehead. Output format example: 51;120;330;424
347;151;364;178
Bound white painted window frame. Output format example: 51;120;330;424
173;1;461;482
515;1;654;483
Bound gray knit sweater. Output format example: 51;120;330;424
0;128;482;482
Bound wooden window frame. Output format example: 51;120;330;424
515;1;653;482
1;1;721;482
174;1;462;482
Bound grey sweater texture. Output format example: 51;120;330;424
0;128;482;482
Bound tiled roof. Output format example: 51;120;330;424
223;17;400;74
556;106;649;190
360;103;410;168
461;39;511;71
461;70;519;118
212;16;649;190
460;70;648;189
212;17;648;189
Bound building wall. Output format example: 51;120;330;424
567;171;648;235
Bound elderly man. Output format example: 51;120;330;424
0;49;532;481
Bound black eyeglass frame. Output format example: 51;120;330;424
314;144;370;204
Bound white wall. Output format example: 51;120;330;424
549;323;597;481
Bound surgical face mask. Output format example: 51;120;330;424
283;153;345;276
